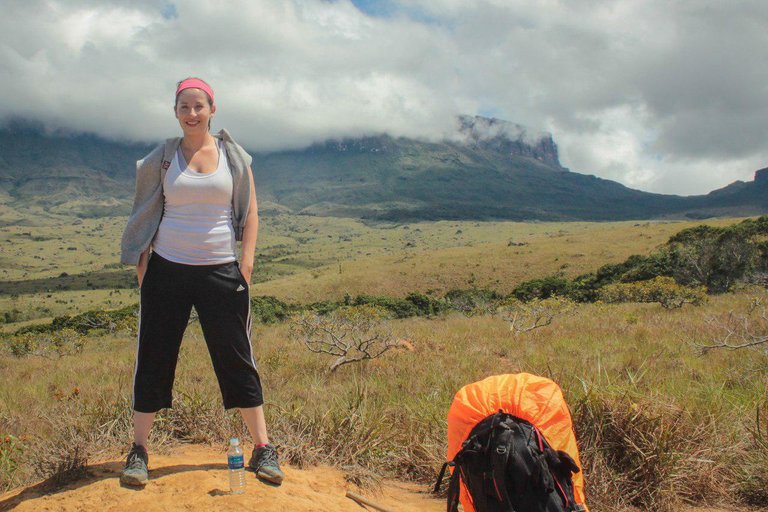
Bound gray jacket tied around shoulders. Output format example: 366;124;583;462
120;128;253;266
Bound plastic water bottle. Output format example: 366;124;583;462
227;437;246;494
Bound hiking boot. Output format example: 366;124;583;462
120;443;149;486
248;443;284;484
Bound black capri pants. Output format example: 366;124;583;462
132;253;263;413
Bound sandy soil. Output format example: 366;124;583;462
0;444;442;512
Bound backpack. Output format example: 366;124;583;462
435;411;583;511
435;373;589;512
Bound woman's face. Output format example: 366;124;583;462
175;88;215;135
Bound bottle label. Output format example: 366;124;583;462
228;455;244;470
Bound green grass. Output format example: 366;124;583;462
1;293;767;509
1;213;766;510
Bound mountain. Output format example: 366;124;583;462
249;116;766;221
0;119;151;219
0;116;766;222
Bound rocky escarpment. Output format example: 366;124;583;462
456;115;563;169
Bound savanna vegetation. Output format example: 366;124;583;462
1;214;767;511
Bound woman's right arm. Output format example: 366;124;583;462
137;249;150;287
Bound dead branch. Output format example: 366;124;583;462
498;296;576;336
695;297;768;354
291;305;400;371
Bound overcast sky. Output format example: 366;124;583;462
2;0;767;195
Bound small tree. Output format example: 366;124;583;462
498;296;576;336
666;225;760;293
291;305;399;372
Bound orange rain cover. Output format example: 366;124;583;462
446;373;588;512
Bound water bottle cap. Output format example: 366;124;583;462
230;437;240;445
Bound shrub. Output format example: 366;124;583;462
620;251;676;283
403;292;449;317
566;216;768;300
512;274;570;301
598;277;707;309
665;221;766;293
250;296;292;324
2;309;22;324
444;288;503;315
305;300;342;316
7;335;37;357
352;295;419;319
6;328;86;358
16;304;138;336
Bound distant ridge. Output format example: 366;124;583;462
0;116;765;222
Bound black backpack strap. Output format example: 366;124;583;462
445;463;462;512
530;426;556;494
433;461;452;493
508;422;533;495
490;424;515;508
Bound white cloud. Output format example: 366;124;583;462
0;0;766;194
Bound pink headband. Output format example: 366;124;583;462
175;78;214;105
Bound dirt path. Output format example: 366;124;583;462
0;444;442;511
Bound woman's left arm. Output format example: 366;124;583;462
239;166;259;284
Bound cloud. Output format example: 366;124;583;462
0;0;766;195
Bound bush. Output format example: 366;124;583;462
6;328;86;358
566;216;768;300
352;295;419;319
598;277;707;309
250;296;292;324
444;288;503;315
7;335;37;358
1;309;22;324
512;274;570;301
404;292;449;317
16;304;138;336
665;220;766;293
620;252;676;283
305;300;342;316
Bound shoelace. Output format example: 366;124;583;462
255;447;278;469
126;451;147;469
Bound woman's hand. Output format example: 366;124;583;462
239;262;253;285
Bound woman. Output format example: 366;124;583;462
119;77;283;486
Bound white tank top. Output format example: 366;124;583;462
153;140;236;265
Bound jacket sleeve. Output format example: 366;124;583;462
120;145;165;265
